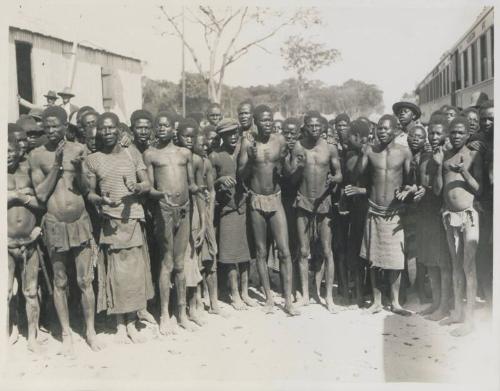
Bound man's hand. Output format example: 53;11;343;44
120;133;132;147
449;156;465;173
344;184;366;197
219;176;236;189
361;143;370;156
395;185;415;201
101;192;121;207
189;183;199;194
432;146;444;166
413;185;426;202
71;150;85;170
296;153;305;167
194;225;206;249
248;140;258;160
54;140;65;166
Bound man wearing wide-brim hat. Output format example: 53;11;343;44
58;87;79;119
18;89;59;112
392;101;422;146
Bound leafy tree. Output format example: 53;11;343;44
281;35;340;113
157;5;321;103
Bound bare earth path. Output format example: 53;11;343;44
2;287;496;389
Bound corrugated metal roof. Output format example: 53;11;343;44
9;24;142;63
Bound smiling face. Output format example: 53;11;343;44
43;116;66;146
133;118;152;145
97;117;119;148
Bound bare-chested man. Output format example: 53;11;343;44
412;117;452;321
434;116;483;336
29;106;102;355
287;111;342;312
143;115;199;334
237;100;258;140
87;112;154;344
238;105;299;316
7;135;45;353
9;123;29;160
356;114;415;316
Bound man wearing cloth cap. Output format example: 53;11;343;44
29;106;103;355
18;90;59;112
392;101;421;147
210;119;257;310
58;88;79;119
238;105;299;316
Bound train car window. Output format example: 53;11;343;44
463;50;469;88
471;41;477;85
491;26;494;77
480;34;487;81
455;51;461;90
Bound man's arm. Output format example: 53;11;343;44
72;147;90;196
135;169;151;195
29;149;63;203
185;149;198;194
143;151;163;200
328;144;343;185
432;147;445;196
462;151;482;196
18;96;42;111
237;137;252;180
353;144;370;182
193;156;206;248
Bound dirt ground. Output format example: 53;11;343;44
2;283;497;390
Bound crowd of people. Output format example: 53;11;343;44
7;93;494;357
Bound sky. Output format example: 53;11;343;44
9;0;492;111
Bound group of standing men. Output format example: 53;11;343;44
7;95;494;357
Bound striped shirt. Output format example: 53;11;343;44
86;147;146;219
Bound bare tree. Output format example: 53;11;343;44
158;4;321;103
281;35;340;114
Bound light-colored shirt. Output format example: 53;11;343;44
86;147;146;219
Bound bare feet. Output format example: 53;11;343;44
284;303;300;316
425;308;449;322
9;326;19;345
189;310;207;327
241;294;258;307
114;327;131;344
86;332;105;352
27;338;46;354
159;316;178;336
418;304;439;316
126;322;146;343
137;309;157;326
439;311;464;326
58;334;76;358
208;306;231;318
230;296;247;311
391;305;412;316
365;303;384;314
178;315;196;332
326;300;339;314
37;329;49;343
263;299;275;314
450;322;474;337
295;296;311;307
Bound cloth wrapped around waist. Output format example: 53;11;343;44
8;226;42;259
157;198;190;232
442;205;478;232
249;190;281;213
42;211;92;254
100;216;145;250
293;191;332;214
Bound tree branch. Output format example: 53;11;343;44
159;5;207;81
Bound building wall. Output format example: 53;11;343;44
9;28;142;123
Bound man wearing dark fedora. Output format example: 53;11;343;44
18;90;59;112
392;101;421;146
58;87;79;119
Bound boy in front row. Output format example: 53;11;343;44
433;116;483;337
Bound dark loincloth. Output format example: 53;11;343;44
294;191;332;243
